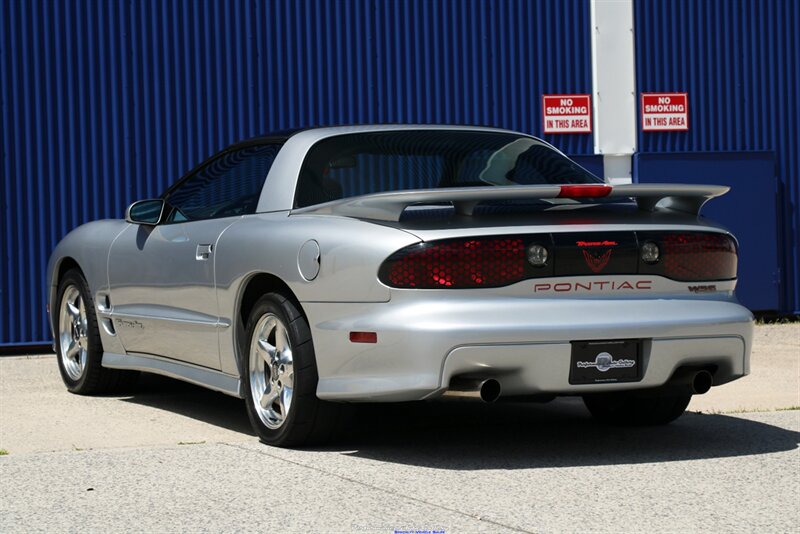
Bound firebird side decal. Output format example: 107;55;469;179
115;318;144;329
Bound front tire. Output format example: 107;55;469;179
55;269;139;394
583;390;692;426
242;293;343;447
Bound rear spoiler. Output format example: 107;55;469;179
290;183;729;222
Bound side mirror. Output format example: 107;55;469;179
125;199;165;225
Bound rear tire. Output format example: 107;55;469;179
242;292;345;447
55;269;139;395
583;390;692;426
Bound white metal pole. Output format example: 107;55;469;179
590;0;637;184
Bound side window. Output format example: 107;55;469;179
164;144;281;223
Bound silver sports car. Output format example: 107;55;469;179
47;125;753;446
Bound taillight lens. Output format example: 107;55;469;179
380;231;737;289
659;233;738;281
380;238;526;288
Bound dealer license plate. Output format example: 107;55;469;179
569;339;642;385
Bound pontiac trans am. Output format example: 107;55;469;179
47;125;753;446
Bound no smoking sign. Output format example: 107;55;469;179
641;93;689;131
542;94;592;134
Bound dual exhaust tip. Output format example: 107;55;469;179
442;369;713;403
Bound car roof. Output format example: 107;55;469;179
234;123;529;149
254;124;560;213
168;125;540;201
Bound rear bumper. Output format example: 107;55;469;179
304;296;753;401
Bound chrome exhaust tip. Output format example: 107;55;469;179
479;379;502;403
442;377;502;403
667;368;714;395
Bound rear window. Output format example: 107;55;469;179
294;130;603;208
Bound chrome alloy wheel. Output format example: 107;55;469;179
58;285;88;381
249;313;295;429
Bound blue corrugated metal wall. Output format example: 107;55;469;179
0;0;594;346
634;0;800;313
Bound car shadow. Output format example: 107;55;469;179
119;374;799;470
120;373;255;436
326;399;800;470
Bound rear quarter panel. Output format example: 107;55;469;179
214;212;420;374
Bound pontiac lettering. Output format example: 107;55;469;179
533;280;654;292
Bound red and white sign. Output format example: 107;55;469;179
542;94;592;134
641;93;689;131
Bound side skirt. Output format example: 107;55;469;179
102;352;243;398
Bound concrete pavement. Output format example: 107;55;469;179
1;404;798;533
1;323;798;533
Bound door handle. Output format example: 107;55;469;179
196;244;213;261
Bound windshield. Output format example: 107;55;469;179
294;130;603;208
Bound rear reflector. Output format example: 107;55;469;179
350;331;378;343
558;184;612;198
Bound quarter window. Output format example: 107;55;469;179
164;144;281;223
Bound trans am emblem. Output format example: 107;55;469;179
576;352;636;372
582;249;613;273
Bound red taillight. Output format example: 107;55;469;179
558;184;612;198
381;238;526;289
660;233;737;281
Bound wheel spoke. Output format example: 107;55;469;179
281;362;294;388
259;388;279;409
279;387;292;416
276;389;285;415
279;346;293;364
67;340;80;360
257;338;276;363
66;300;80;320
